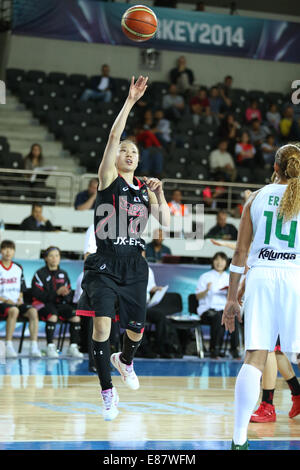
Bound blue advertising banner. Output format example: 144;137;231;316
13;0;300;63
16;258;207;312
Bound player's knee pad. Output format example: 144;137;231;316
127;320;144;335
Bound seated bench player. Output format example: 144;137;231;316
31;246;83;359
0;240;41;358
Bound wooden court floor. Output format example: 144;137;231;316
1;361;300;449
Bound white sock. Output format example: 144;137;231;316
6;341;13;347
30;341;38;348
233;363;262;445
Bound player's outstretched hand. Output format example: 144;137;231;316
143;177;163;196
128;75;148;102
210;239;223;247
222;300;242;333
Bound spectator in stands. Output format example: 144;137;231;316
202;184;227;210
134;112;164;177
19;203;55;231
204;210;238;240
235;130;256;169
266;103;281;132
24;143;43;170
202;171;228;210
74;177;98;211
190;88;212;126
0;239;41;359
218;113;240;154
153;109;172;148
162;84;185;122
245;99;262;123
142;108;170;144
261;134;278;168
195;252;240;359
169;56;194;95
146;228;172;262
80;64;115;103
31;246;83;358
218;75;234;110
24;143;56;186
279;106;300;142
208;86;225;124
209;139;237;182
248;118;268;146
168;189;189;216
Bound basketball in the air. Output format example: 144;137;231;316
121;5;157;42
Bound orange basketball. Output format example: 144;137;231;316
121;5;157;42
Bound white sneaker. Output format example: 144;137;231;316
30;344;42;358
67;344;84;358
101;387;119;421
6;343;17;359
111;352;140;390
47;343;59;358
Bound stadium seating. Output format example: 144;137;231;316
4;66;289;191
6;68;27;92
47;72;68;87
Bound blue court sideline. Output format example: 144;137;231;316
1;440;300;451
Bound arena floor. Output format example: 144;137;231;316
1;355;300;451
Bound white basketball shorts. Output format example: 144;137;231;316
244;266;300;352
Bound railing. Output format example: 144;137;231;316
0;169;263;210
81;175;263;213
162;178;263;213
0;168;76;206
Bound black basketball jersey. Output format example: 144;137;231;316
94;174;150;254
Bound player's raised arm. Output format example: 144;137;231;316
98;75;148;190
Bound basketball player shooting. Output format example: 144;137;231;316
76;75;170;421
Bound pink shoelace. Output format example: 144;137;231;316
101;389;113;408
125;363;133;374
118;354;133;375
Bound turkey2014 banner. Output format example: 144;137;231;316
13;0;300;63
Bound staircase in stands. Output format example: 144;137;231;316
0;93;83;205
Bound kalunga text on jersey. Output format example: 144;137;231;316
258;249;297;261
